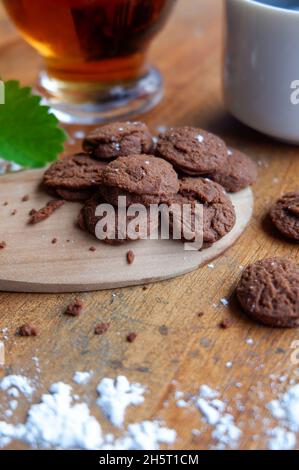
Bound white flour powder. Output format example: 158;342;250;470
173;384;241;449
0;382;103;449
195;385;241;449
268;384;299;432
73;371;93;385
0;376;175;450
0;375;34;398
266;383;299;449
267;427;296;451
96;376;145;428
106;421;176;450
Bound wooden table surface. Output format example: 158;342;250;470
0;0;299;451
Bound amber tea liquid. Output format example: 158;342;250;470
3;0;176;123
3;0;175;81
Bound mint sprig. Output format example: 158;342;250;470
0;80;67;168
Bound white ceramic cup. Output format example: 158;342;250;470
223;0;299;144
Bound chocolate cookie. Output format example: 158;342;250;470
236;258;299;327
209;148;257;193
155;127;228;176
83;122;153;160
54;188;95;202
43;153;107;202
99;155;179;207
162;177;236;244
79;194;159;244
269;192;299;241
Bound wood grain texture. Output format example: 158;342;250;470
0;0;298;450
0;170;253;293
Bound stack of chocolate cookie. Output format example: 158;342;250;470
42;121;257;246
42;122;153;203
155;127;257;192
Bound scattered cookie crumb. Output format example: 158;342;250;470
3;201;8;206
197;312;204;318
275;347;286;354
94;322;110;335
89;246;96;252
21;195;30;202
11;209;17;216
28;200;64;225
126;332;137;343
65;299;83;317
159;325;169;336
29;208;37;216
127;250;135;265
142;286;148;291
219;318;233;329
0;241;6;249
18;324;38;337
51;238;58;244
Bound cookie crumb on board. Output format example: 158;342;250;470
89;246;96;252
3;201;8;206
94;322;110;335
126;332;137;343
18;324;38;337
219;318;233;329
28;200;65;225
0;241;6;249
51;238;58;244
197;312;204;318
11;209;17;216
65;299;83;317
127;250;135;265
159;325;169;336
21;195;30;202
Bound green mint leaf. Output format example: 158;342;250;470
0;80;67;168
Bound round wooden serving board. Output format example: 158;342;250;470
0;170;253;293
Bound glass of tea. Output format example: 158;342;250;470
3;0;176;124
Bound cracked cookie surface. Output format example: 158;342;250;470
155;127;228;176
99;154;179;206
237;257;299;327
162;177;236;244
270;192;299;241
